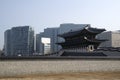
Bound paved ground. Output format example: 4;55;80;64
0;72;120;80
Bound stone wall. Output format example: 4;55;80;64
0;59;120;77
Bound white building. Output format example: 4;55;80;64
41;38;51;54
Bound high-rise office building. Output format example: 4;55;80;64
36;23;90;54
4;26;34;56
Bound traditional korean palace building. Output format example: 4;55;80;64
57;25;106;53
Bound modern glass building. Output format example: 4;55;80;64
4;29;11;56
4;26;34;56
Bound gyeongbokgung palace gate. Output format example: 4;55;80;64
57;25;106;53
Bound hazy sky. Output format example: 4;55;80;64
0;0;120;49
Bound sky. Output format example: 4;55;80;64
0;0;120;49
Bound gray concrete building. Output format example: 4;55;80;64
97;31;120;47
36;23;90;54
4;26;34;56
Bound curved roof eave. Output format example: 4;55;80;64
85;27;106;34
58;27;106;38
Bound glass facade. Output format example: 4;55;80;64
4;26;34;56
